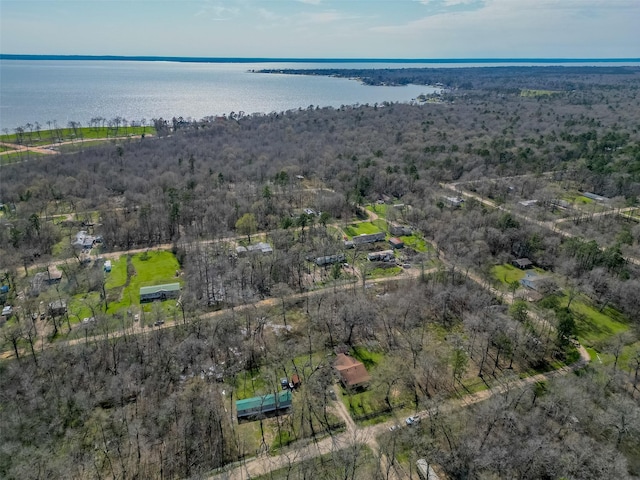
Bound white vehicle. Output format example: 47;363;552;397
405;415;420;426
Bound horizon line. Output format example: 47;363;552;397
2;54;640;64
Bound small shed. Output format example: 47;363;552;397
140;283;181;302
389;237;404;249
48;300;67;316
235;390;292;420
47;266;63;284
334;353;370;389
512;258;533;270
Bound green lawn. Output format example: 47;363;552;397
569;297;629;347
352;346;384;369
0;125;156;146
344;221;384;237
491;264;526;286
366;203;388;219
399;235;430;253
103;251;181;313
368;266;402;278
574;195;594;205
233;369;270;400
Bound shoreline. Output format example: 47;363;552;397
3;54;640;64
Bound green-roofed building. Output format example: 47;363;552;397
139;283;181;302
235;390;292;420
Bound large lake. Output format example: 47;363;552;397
2;59;638;131
0;60;443;131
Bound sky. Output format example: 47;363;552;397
1;0;638;59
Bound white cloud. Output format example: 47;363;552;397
195;0;240;19
296;0;323;4
371;0;639;57
442;0;477;5
299;11;346;24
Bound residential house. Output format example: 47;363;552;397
512;258;533;270
334;353;370;389
582;192;609;202
48;300;67;316
348;232;386;246
444;196;464;208
520;271;544;291
367;250;395;262
389;237;404;249
315;254;345;266
72;231;95;251
235;390;292;420
139;283;181;302
237;242;273;256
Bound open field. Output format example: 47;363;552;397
343;221;386;237
0;125;156;146
491;264;527;286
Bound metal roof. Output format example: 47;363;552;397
139;283;181;295
236;390;292;414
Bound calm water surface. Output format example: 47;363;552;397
0;60;441;131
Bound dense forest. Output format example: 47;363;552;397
1;66;640;479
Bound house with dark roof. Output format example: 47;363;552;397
334;353;370;389
72;230;95;251
512;258;533;270
237;242;273;256
139;283;181;302
315;254;345;266
350;232;386;245
367;250;394;262
48;300;67;316
389;225;412;236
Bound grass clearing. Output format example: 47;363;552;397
366;203;388;218
491;264;526;286
368;265;402;278
352;346;384;369
0;126;156;146
344;222;384;237
99;250;181;314
400;235;430;252
233;369;269;400
568;297;629;347
575;195;594;205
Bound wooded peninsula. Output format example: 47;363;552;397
1;66;640;480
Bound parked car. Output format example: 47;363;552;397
405;415;420;426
